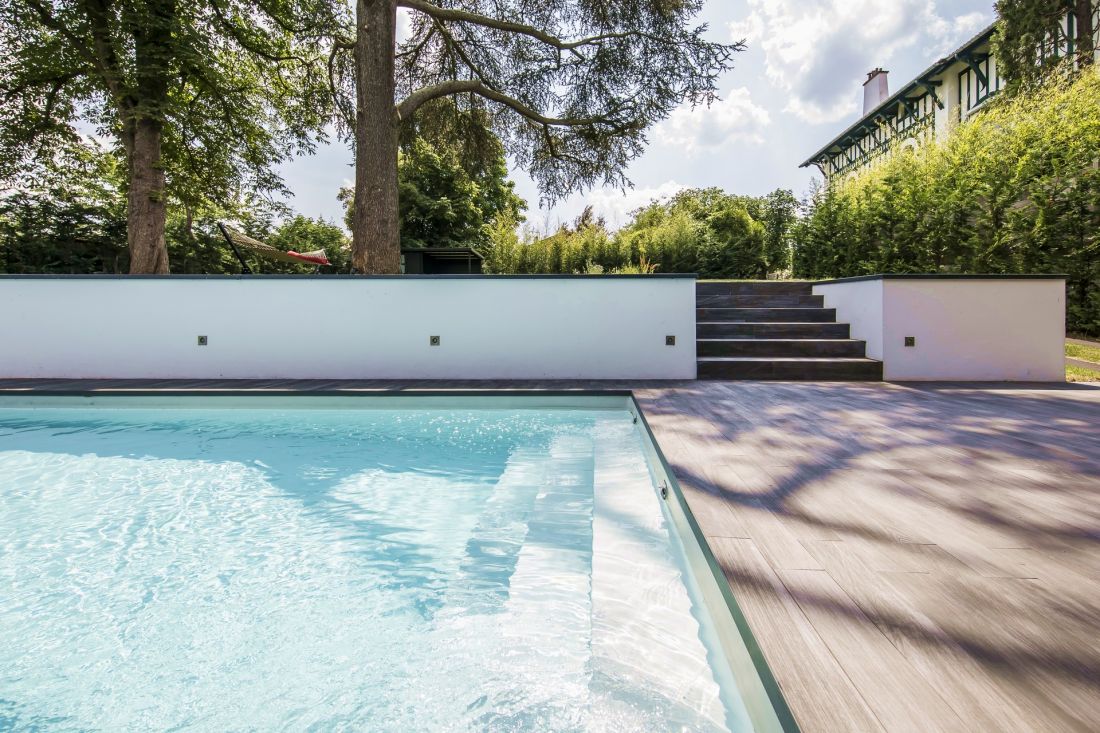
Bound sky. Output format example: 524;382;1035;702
277;0;997;233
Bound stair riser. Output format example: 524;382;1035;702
697;282;813;296
698;341;867;358
697;308;836;323
698;361;883;381
697;295;825;308
697;323;851;339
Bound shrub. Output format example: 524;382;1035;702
793;67;1100;335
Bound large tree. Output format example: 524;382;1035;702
0;0;335;273
995;0;1095;90
340;125;526;250
333;0;739;273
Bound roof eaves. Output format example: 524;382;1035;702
798;22;997;169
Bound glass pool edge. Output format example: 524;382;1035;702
628;396;802;733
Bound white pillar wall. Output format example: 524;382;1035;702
814;276;1066;382
0;276;697;380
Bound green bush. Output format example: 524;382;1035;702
483;188;796;277
793;67;1100;336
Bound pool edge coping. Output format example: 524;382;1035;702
629;395;802;733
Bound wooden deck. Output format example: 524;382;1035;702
633;382;1100;733
1;379;1098;731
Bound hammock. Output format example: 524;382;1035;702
218;223;331;271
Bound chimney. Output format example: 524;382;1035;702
863;68;889;114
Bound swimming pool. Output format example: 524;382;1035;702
0;395;790;732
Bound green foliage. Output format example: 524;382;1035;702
793;67;1100;336
0;141;348;275
341;134;526;250
0;143;127;273
994;0;1077;91
482;188;796;278
0;0;337;268
994;0;1095;92
370;0;741;205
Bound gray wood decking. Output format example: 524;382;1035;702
633;381;1100;732
1;378;1098;731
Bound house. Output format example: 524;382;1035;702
802;10;1099;181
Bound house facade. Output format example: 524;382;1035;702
802;11;1100;181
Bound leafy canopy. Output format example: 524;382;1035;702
0;139;349;275
994;0;1096;91
0;0;336;212
333;0;740;205
341;128;526;251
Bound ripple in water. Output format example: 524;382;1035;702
0;406;753;732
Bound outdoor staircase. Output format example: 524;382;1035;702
696;281;883;380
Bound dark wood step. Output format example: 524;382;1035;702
697;357;883;381
697;307;836;323
697;294;825;308
698;339;867;358
697;322;851;339
697;281;814;297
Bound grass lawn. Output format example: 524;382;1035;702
1066;341;1100;364
1066;339;1100;382
1067;364;1100;382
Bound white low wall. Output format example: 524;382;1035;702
0;276;696;380
814;276;1065;381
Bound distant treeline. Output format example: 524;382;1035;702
484;188;799;279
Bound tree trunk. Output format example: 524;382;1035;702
352;0;401;274
126;118;170;274
1075;0;1095;67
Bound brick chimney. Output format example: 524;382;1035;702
863;68;889;114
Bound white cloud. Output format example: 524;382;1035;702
397;8;414;44
579;180;686;230
655;87;771;152
730;0;994;124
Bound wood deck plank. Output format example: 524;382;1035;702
709;537;885;733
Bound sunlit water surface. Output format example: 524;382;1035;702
0;405;752;732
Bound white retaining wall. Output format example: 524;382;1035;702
814;277;1065;381
0;276;697;380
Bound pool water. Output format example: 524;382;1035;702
0;402;754;732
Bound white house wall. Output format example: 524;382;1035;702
0;277;698;380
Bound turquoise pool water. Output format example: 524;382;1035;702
0;400;754;732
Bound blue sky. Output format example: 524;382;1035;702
278;0;996;233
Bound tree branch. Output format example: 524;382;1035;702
208;0;305;63
396;78;630;128
327;44;354;129
80;0;134;110
396;0;660;53
23;0;128;109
